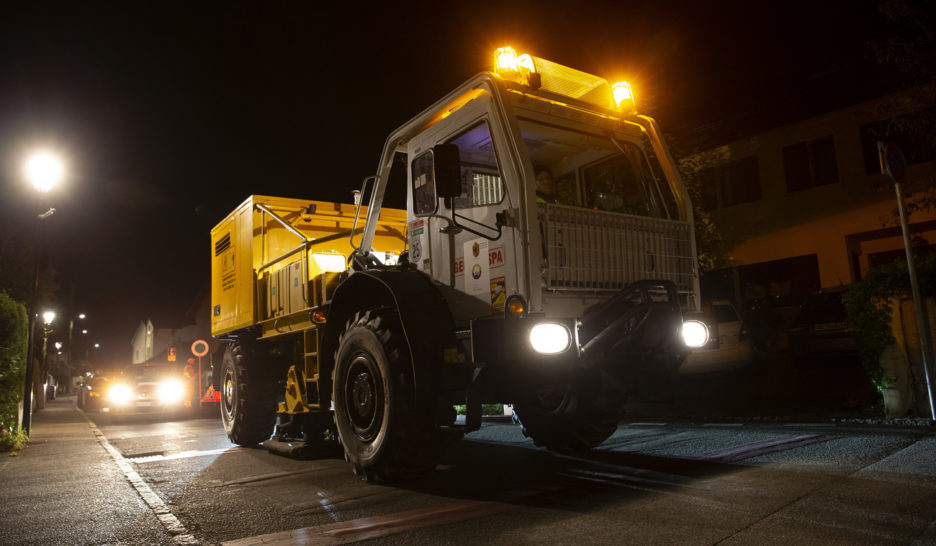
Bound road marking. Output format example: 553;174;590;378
691;434;835;463
701;423;745;427
80;412;198;544
317;492;341;522
784;423;837;428
222;500;516;545
128;446;249;464
214;467;337;488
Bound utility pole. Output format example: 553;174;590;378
878;141;936;420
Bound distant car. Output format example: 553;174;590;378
80;375;112;411
680;300;754;375
107;362;189;420
789;290;858;363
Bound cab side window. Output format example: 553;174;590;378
411;151;437;216
449;121;505;209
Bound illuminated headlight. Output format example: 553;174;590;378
681;320;710;348
529;323;572;354
157;380;185;403
108;384;133;404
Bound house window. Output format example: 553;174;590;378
783;136;839;192
697;155;761;210
720;156;761;207
860;107;936;174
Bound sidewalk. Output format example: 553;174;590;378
0;396;173;545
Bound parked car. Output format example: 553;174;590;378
789;290;858;364
680;300;754;374
106;362;189;420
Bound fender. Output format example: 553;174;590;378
320;268;457;411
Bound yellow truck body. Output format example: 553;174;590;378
210;195;407;337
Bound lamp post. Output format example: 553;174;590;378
39;311;56;408
65;313;87;381
20;151;64;435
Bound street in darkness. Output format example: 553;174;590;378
2;392;935;545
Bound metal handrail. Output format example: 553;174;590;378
349;176;376;251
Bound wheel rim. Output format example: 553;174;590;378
344;354;383;442
222;368;235;421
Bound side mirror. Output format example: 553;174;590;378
433;143;462;199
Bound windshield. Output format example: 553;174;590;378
518;119;677;219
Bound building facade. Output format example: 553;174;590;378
692;86;936;307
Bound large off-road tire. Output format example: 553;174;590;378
220;342;278;445
513;371;624;453
333;309;443;482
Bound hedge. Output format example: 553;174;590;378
0;291;28;437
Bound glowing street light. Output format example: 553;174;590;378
42;310;56;325
24;151;65;193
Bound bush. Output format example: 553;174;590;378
845;252;936;391
0;428;28;452
0;291;28;445
453;404;504;416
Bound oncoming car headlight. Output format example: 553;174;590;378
529;322;572;354
681;320;710;348
157;380;185;403
108;384;133;404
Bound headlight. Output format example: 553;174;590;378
108;384;133;404
529;322;572;354
157;380;185;403
681;320;709;348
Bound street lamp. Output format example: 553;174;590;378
20;150;65;435
24;152;65;193
42;311;56;326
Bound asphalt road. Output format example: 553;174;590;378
3;394;935;545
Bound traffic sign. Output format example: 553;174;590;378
191;339;210;357
883;142;907;183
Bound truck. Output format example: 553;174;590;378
210;47;709;481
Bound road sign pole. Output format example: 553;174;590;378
880;141;936;419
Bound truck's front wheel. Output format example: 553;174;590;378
220;342;277;445
333;309;441;482
514;372;624;453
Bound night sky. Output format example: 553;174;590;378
0;1;899;366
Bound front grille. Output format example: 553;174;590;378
540;204;694;292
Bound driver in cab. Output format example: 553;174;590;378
535;168;560;204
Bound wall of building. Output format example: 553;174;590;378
695;86;936;302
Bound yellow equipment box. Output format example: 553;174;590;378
210;195;407;336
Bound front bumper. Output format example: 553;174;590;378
108;399;182;415
470;280;686;370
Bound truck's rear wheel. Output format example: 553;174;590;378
220;342;277;445
514;373;624;453
333;309;442;482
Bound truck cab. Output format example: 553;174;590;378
328;48;706;469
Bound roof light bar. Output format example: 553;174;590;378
494;47;636;112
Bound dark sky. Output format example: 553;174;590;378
0;1;899;366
